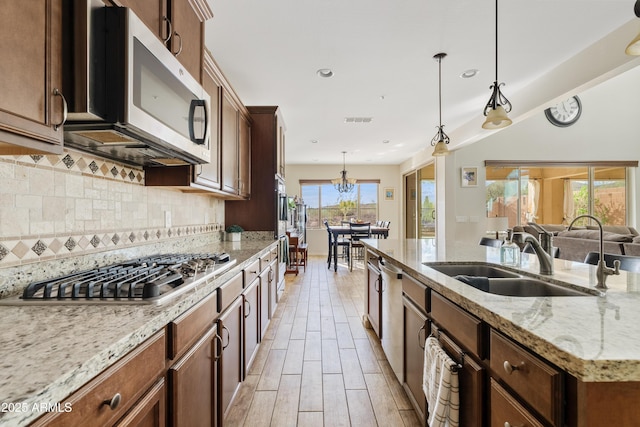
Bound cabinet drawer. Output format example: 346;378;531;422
218;271;244;312
169;291;217;359
260;247;278;271
490;330;563;426
430;292;483;358
402;274;429;312
243;259;261;287
33;331;166;427
491;378;545;427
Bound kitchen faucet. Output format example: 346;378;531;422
568;214;619;290
512;232;554;275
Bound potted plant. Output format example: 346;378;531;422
225;224;244;242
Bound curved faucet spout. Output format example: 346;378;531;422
512;232;554;275
568;214;620;289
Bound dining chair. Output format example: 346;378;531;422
583;251;640;273
382;221;390;228
324;220;349;269
349;222;371;271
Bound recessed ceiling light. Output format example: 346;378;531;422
317;68;334;78
382;140;390;144
460;69;479;79
311;139;318;144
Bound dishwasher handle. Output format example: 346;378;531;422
379;259;402;279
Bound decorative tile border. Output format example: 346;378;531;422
1;149;145;185
0;224;225;268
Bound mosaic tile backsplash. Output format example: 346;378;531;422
0;149;226;269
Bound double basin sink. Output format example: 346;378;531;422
424;262;597;297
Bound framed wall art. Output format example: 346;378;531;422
384;188;395;201
461;167;478;187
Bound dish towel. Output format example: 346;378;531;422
423;336;460;427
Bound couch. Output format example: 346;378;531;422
513;223;640;263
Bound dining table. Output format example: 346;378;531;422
327;225;389;271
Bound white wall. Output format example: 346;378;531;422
439;64;640;254
285;164;401;255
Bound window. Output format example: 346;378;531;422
485;161;634;227
301;181;379;229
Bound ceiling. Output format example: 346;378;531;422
205;0;636;165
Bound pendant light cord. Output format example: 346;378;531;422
495;0;499;82
438;56;442;127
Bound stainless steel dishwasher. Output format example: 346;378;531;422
379;258;403;382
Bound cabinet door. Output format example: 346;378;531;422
168;325;218;427
221;91;239;194
111;0;168;42
169;0;203;81
259;268;271;339
277;122;285;177
238;113;251;198
269;263;278;318
195;52;222;190
367;261;382;338
243;278;260;377
0;0;64;154
218;296;243;422
403;295;427;424
115;379;166;427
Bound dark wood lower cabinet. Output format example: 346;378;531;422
402;295;427;424
243;278;260;377
218;296;243;422
116;379;166;427
168;325;218;427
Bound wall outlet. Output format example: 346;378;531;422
204;213;209;224
456;216;469;223
165;211;172;228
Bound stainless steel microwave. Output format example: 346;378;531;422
62;1;210;167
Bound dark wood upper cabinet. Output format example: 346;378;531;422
168;0;210;82
0;0;65;155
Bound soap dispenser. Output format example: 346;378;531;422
500;230;521;266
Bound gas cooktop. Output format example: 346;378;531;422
0;253;236;306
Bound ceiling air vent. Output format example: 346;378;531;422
344;117;373;123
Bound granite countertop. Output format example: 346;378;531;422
363;238;640;383
0;239;277;427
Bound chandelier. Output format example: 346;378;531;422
625;0;640;55
332;151;357;193
482;0;513;130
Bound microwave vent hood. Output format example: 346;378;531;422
61;1;211;167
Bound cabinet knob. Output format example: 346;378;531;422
103;392;121;410
503;360;521;375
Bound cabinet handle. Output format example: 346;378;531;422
418;323;427;350
244;298;251;318
102;393;121;410
268;268;274;282
503;360;522;375
222;325;230;350
213;333;223;361
162;16;172;44
173;31;183;56
53;88;67;131
196;164;202;177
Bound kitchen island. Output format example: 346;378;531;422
0;239;278;427
362;238;640;426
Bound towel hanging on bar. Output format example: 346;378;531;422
423;335;460;427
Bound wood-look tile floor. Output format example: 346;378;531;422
224;256;421;427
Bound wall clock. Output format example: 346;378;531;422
544;96;582;127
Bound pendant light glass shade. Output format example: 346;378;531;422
431;52;451;157
482;0;512;129
626;1;640;55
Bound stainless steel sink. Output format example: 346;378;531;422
478;278;593;297
425;263;520;278
424;262;596;297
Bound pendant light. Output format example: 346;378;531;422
331;151;357;193
482;0;512;130
431;53;451;157
625;1;640;55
